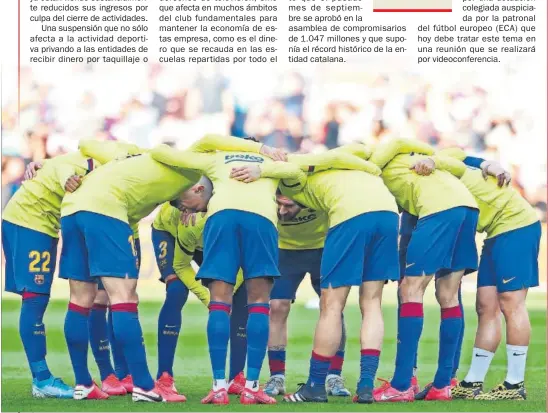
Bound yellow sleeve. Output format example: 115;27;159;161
259;161;307;182
55;163;79;189
130;222;139;239
173;243;210;307
79;140;144;165
431;155;467;179
288;151;380;175
437;147;467;162
150;144;216;174
370;139;435;169
330;143;373;160
191;134;263;154
234;270;244;292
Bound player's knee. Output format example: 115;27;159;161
246;277;273;304
498;290;526;319
69;280;97;308
320;293;345;316
166;278;189;306
94;289;109;306
270;299;291;321
435;287;459;308
399;276;426;302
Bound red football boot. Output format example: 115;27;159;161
228;372;246;395
411;376;420;395
240;387;277;404
201;388;229;405
101;374;127;396
373;379;414;403
120;375;134;393
450;377;458;388
74;382;109;400
156;372;187;402
424;385;452;401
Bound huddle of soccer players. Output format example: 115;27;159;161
2;135;540;403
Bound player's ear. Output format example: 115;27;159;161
195;185;205;194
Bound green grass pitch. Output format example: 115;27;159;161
2;291;546;412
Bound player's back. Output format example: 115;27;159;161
278;207;328;250
287;169;398;228
206;152;280;225
62;154;200;225
460;168;538;238
3;152;95;237
381;153;477;217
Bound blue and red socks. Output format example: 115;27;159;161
207;301;231;381
107;309;129;379
157;278;188;378
433;306;463;388
307;351;332;387
391;302;424;391
453;288;465;378
111;303;154;391
358;349;381;389
246;303;270;381
229;286;248;381
328;351;345;376
89;304;115;381
268;349;286;376
20;292;51;381
65;302;93;386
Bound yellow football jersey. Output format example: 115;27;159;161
433;151;539;239
152;203;181;238
3;141;142;238
370;139;477;218
278;206;329;250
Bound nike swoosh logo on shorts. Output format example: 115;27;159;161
406;263;415;269
502;277;516;284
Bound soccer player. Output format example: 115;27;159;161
151;141;372;405
2;140;140;398
264;192;351;397
170;203;250;395
59;135;278;402
367;139;479;402
412;150;539;400
230;149;398;404
151;202;247;400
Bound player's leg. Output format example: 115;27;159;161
265;249;306;396
108;237;142;393
452;285;465;383
228;281;248;394
431;270;465;393
2;220;72;398
89;287;126;395
356;211;399;403
239;211;280;404
197;210;240;405
151;228;189;401
475;222;541;400
77;212;159;402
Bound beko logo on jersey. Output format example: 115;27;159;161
224;154;265;164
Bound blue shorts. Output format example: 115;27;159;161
405;207;479;278
59;212;139;282
2;220;59;295
271;248;323;300
478;222;541;292
97;238;141;290
321;211;400;289
151;227;175;281
197;209;280;284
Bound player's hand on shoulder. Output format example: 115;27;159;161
230;165;261;183
65;175;82;193
410;158;435;176
260;145;287;162
482;161;511;187
24;161;43;180
180;209;203;227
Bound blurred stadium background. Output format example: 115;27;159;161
1;59;546;302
